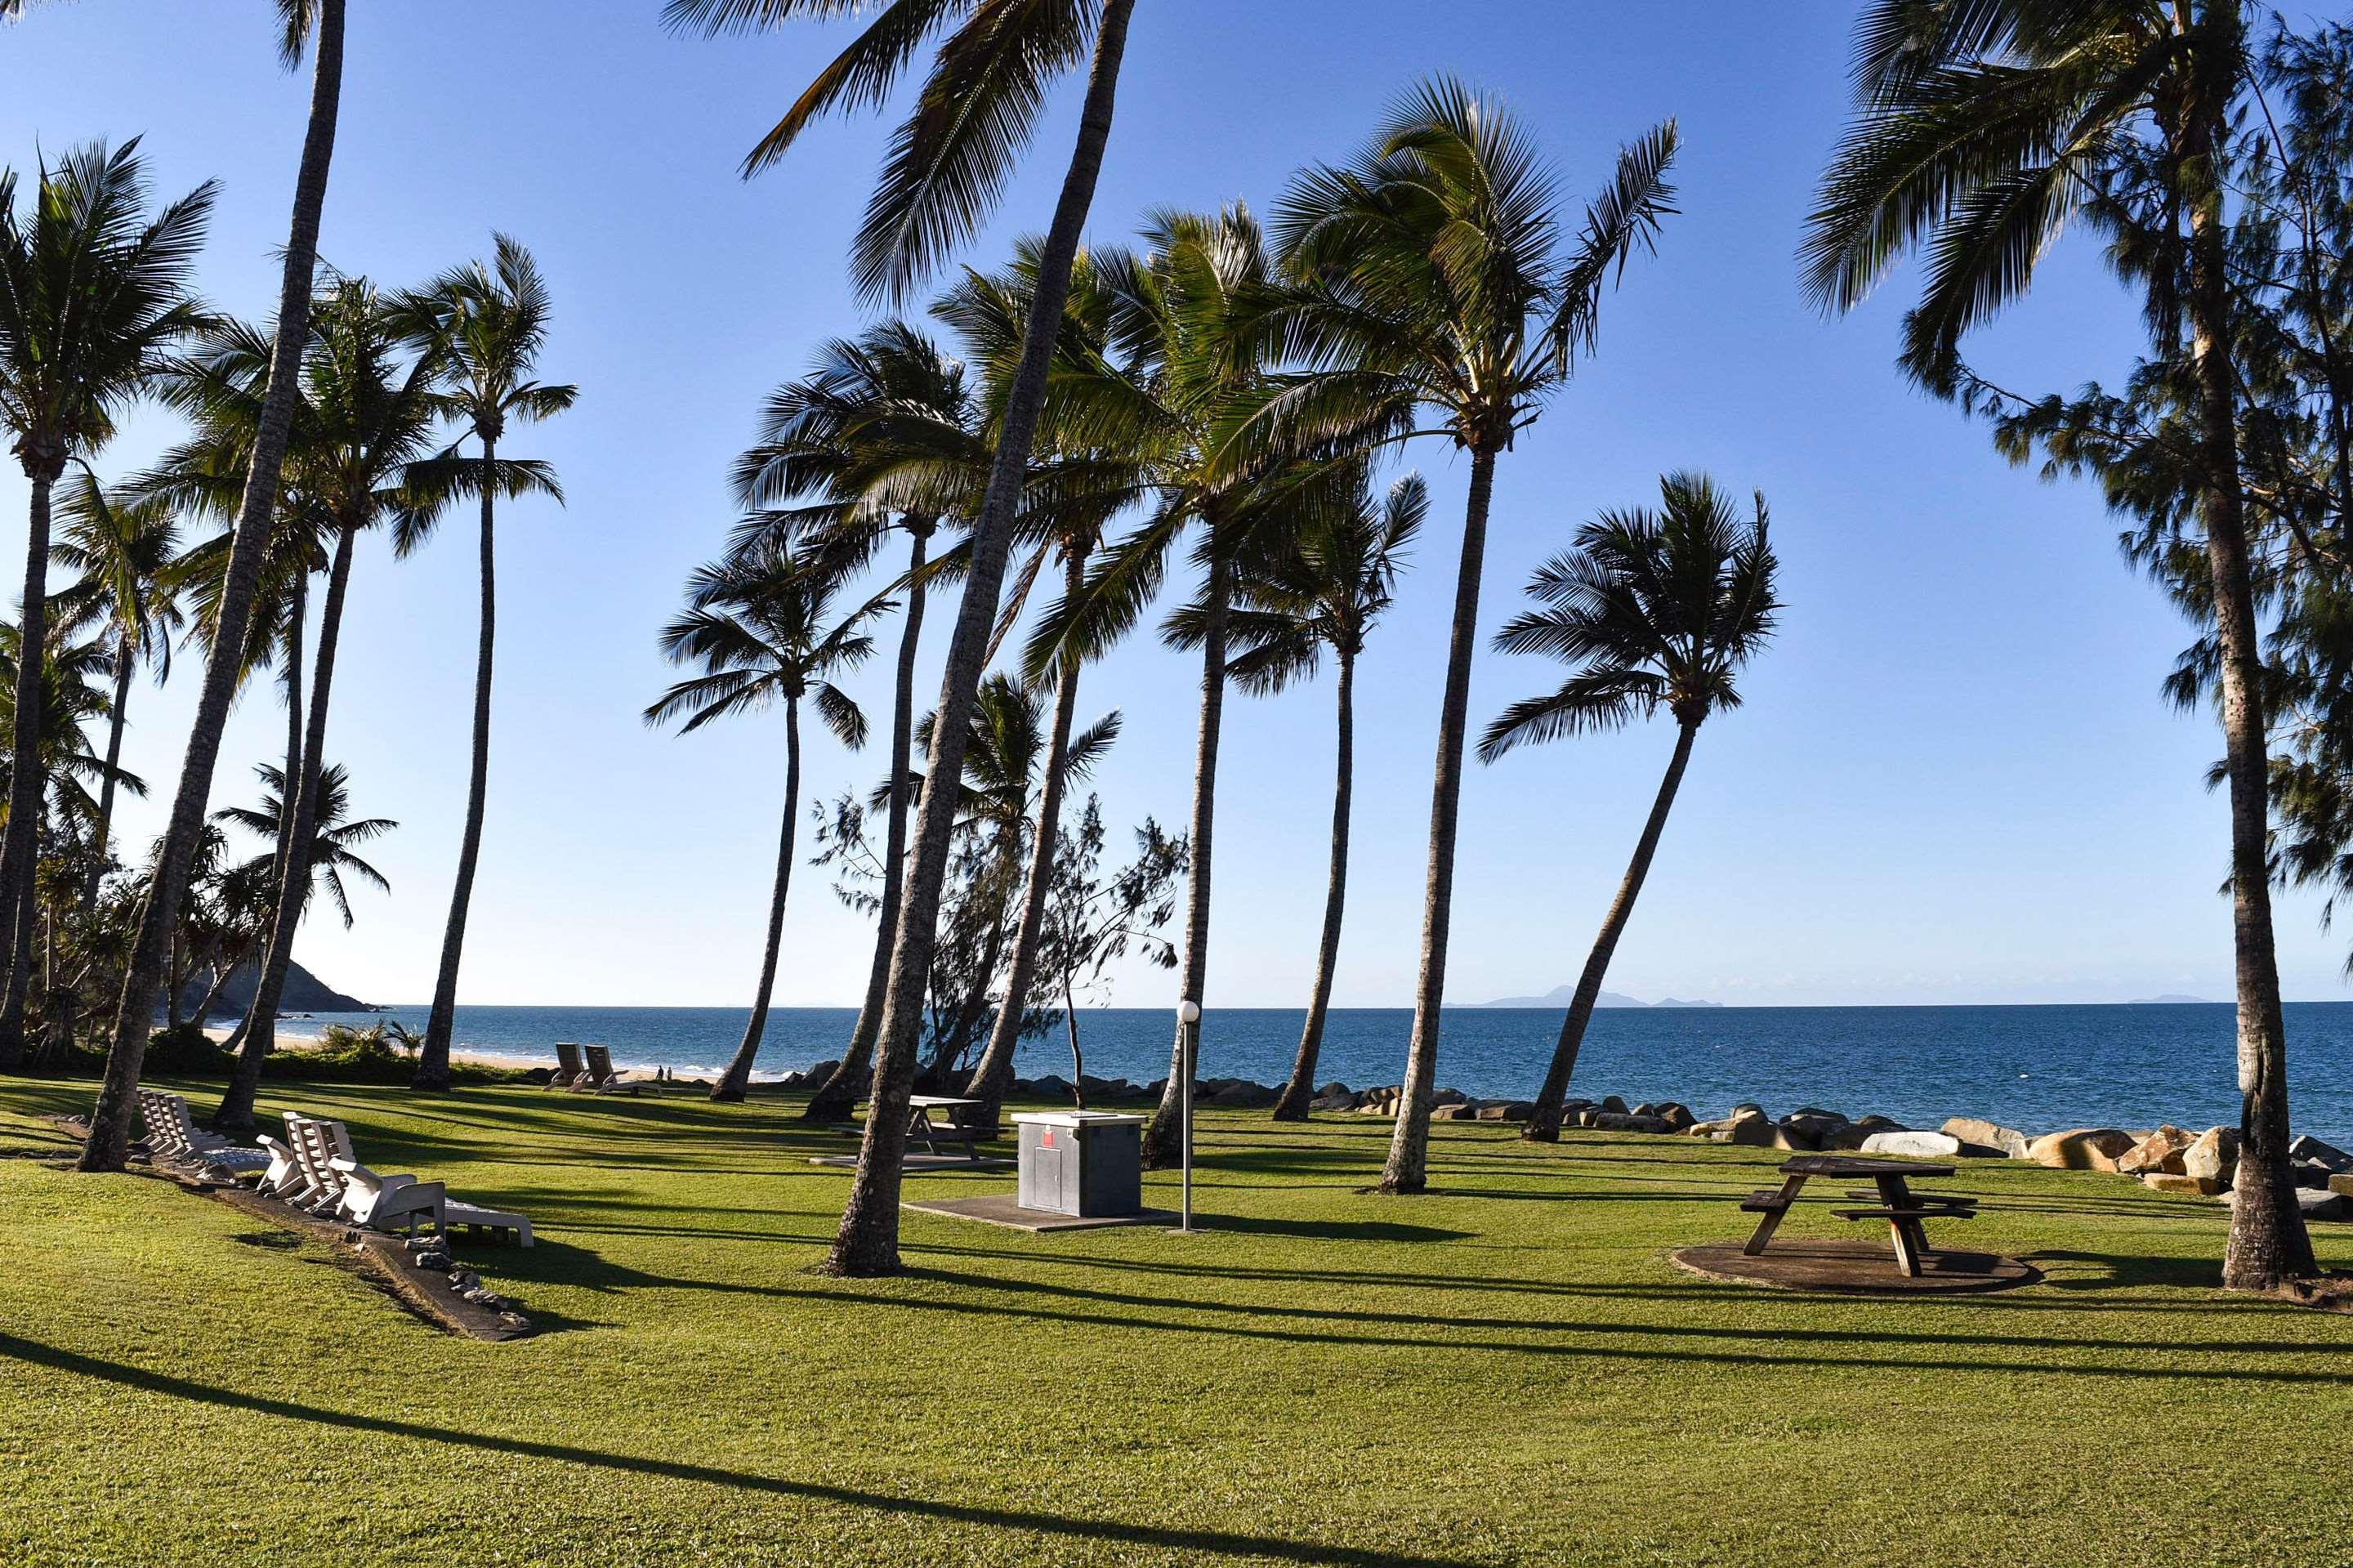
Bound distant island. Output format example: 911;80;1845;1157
1477;985;1722;1009
2125;994;2215;1005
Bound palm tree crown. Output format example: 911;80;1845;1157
647;543;878;743
215;761;393;928
1482;472;1779;759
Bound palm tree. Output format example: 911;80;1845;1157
1481;474;1778;1141
666;0;1141;1276
83;0;346;1173
174;279;451;1130
1198;470;1424;1122
1804;0;2315;1289
729;321;984;1124
648;543;877;1101
215;761;395;929
1268;80;1680;1193
51;472;184;915
0;140;210;1070
401;235;575;1093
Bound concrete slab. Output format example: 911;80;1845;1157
901;1193;1182;1231
807;1154;1012;1171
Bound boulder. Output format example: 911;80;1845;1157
2026;1128;2136;1172
1430;1102;1477;1121
2332;1173;2353;1198
1595;1112;1674;1134
2294;1186;2349;1222
1433;1088;1470;1106
1569;1106;1602;1128
1942;1117;2030;1159
2141;1172;2227;1196
1475;1101;1535;1122
2288;1134;2353;1174
1308;1088;1355;1113
2182;1126;2241;1185
1208;1080;1275;1108
1789;1106;1845;1122
2292;1162;2334;1191
1823;1115;1906;1152
1730;1102;1766;1120
2117;1125;2194;1176
1654;1102;1697;1132
1708;1110;1781;1148
1779;1112;1848;1146
803;1060;842;1088
1029;1074;1074;1100
1860;1130;1964;1159
1601;1095;1629;1115
1315;1081;1351;1101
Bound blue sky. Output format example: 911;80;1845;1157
1;0;2340;1010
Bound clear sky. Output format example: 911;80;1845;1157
2;1;2342;1011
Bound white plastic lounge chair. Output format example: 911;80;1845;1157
136;1090;270;1173
441;1198;534;1247
328;1156;445;1236
282;1113;358;1214
257;1133;303;1197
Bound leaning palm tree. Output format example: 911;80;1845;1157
729;321;986;1124
402;235;575;1093
1804;0;2314;1289
51;472;185;914
174;279;452;1130
1268;79;1680;1193
0;140;211;1070
666;0;1142;1275
1199;470;1424;1122
83;0;346;1172
647;543;877;1101
215;761;395;930
1481;474;1778;1141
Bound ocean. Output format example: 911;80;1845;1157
279;1001;2353;1144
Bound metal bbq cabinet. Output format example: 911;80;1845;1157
1011;1111;1147;1217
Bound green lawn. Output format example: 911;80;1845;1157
2;1077;2347;1567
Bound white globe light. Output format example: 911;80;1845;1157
1177;998;1202;1025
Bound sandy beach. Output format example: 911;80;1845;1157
199;1023;552;1075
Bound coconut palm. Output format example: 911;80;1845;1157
730;321;984;1123
1265;80;1679;1193
648;543;877;1101
1194;469;1424;1122
666;0;1141;1276
215;761;394;929
1804;0;2313;1288
399;235;575;1093
83;0;346;1172
168;279;452;1130
51;472;184;914
1481;473;1779;1141
0;140;210;1070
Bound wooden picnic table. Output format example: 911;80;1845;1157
1739;1155;1977;1277
854;1095;998;1160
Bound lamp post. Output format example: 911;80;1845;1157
1176;997;1201;1232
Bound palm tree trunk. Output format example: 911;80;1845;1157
193;958;234;1028
1272;646;1355;1120
2177;50;2317;1286
715;697;801;1101
1143;553;1227;1169
80;634;136;917
1525;718;1699;1141
1380;446;1497;1194
278;574;307;881
964;552;1087;1118
216;521;356;1131
806;521;931;1122
0;467;59;1070
826;0;1136;1276
80;0;344;1171
415;431;499;1092
167;932;185;1031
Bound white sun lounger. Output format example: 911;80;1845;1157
257;1133;303;1197
282;1113;359;1213
328;1156;447;1237
135;1089;270;1173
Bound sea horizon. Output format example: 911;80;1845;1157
275;998;2353;1146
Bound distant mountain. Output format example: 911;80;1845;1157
1476;985;1719;1009
2125;994;2214;1005
177;958;368;1019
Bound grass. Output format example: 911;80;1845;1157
1;1076;2347;1567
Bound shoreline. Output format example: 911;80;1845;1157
199;1024;557;1078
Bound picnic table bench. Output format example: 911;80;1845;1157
1739;1155;1977;1277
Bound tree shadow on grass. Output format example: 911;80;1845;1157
0;1333;1477;1568
1173;1213;1476;1244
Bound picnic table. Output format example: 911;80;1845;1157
851;1095;999;1160
1739;1155;1978;1277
